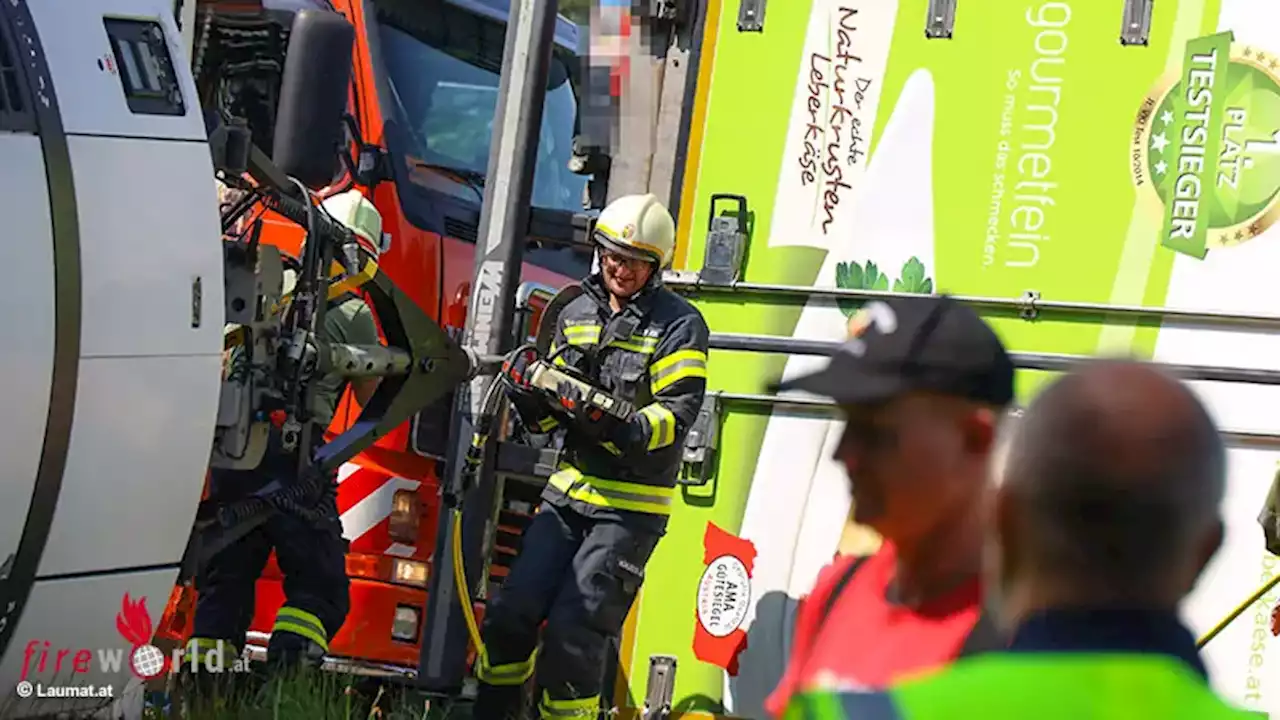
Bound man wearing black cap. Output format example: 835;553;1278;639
764;295;1011;717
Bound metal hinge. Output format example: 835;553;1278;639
925;0;956;39
191;275;203;328
642;655;677;720
1018;290;1041;321
679;395;720;487
737;0;765;32
1120;0;1154;46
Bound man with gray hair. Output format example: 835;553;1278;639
786;359;1257;719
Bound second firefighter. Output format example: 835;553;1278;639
473;193;711;719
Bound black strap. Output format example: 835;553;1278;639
814;556;1000;659
815;555;870;635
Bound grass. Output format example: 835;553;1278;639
166;667;476;720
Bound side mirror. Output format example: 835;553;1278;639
272;9;355;189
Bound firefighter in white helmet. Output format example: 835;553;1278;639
475;194;711;719
184;190;384;692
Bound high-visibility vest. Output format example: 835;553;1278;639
786;654;1262;719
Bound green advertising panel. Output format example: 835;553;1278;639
614;0;1280;717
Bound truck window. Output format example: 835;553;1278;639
376;14;587;215
420;81;497;172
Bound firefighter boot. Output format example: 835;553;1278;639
263;603;333;673
472;682;534;720
264;631;327;673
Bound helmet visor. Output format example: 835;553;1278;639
594;229;657;265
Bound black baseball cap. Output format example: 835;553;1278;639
772;295;1014;407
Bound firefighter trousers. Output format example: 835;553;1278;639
474;501;661;719
190;454;350;669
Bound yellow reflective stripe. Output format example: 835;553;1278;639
637;403;676;451
326;258;379;300
537;416;560;431
549;341;570;367
273;606;329;651
650;349;708;394
563;324;601;346
600;441;622;455
539;691;600;718
477;647;537;686
548;466;674;515
608;335;659;354
471;432;485;448
280;259;377;308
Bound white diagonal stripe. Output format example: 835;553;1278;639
336;463;361;485
339;477;419;542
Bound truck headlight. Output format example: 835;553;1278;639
392;559;428;587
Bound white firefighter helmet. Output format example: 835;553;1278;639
322;189;389;257
593;193;676;268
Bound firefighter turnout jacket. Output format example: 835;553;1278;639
512;273;709;532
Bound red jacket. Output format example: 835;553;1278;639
764;542;998;717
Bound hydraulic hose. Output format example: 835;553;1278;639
452;508;484;652
449;344;541;660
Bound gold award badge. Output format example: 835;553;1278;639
1131;32;1280;260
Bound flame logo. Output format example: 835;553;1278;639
115;593;153;646
115;593;169;679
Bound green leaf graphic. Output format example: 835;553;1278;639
893;257;933;294
835;261;868;317
834;261;863;292
834;260;890;317
864;262;889;291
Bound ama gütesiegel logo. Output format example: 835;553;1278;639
1131;31;1280;260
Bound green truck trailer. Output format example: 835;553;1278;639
556;0;1280;717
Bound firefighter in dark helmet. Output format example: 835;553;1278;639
473;193;710;719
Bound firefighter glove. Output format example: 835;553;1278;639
556;379;618;438
502;348;540;391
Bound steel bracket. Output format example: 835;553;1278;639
699;194;749;285
680;395;721;486
1120;0;1154;46
925;0;956;39
1018;290;1041;321
737;0;765;32
642;655;678;720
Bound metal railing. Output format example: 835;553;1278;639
706;391;1280;448
664;272;1280;329
707;332;1280;387
703;331;1280;446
